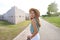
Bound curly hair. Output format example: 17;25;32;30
29;8;40;17
29;8;41;27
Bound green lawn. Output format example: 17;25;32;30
42;17;60;28
0;20;30;40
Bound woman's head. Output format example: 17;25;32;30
29;8;40;19
29;8;41;27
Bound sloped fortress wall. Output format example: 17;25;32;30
3;6;25;24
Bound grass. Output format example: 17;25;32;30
42;17;60;28
0;20;30;40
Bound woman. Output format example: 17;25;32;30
27;8;41;40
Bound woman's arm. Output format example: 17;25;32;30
31;19;38;39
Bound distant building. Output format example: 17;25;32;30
0;6;26;24
25;13;30;20
0;15;3;20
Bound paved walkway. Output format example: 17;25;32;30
13;18;60;40
40;18;60;40
13;24;31;40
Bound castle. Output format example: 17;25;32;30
0;6;27;24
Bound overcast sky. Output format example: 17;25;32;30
0;0;60;15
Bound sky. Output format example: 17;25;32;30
0;0;60;15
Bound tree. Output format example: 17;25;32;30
48;2;58;13
47;12;51;16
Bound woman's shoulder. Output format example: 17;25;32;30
31;18;36;23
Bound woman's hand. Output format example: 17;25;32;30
27;35;31;38
27;35;32;40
